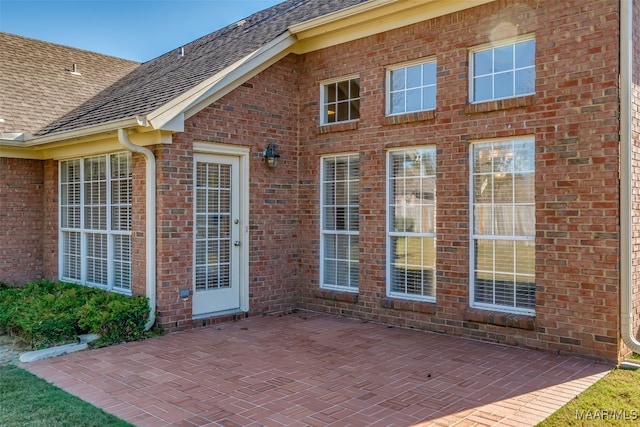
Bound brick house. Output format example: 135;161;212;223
1;0;639;364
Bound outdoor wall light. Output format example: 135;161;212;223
263;143;280;168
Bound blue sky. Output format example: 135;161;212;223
0;0;282;62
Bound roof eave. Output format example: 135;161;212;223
290;0;403;35
2;116;145;148
289;0;496;53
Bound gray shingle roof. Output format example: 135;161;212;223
2;0;369;140
0;32;139;138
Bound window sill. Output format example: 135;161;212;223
464;307;535;330
381;297;436;314
313;288;359;303
317;121;359;134
380;110;436;126
465;95;535;114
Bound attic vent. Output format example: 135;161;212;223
235;19;246;27
70;64;81;76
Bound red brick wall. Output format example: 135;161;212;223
154;56;300;330
42;159;58;281
0;158;44;285
152;141;194;329
294;0;621;361
131;153;147;298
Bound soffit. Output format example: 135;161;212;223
290;0;496;53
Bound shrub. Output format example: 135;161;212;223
77;292;150;346
0;280;155;349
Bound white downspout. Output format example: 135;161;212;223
619;0;640;356
118;128;156;331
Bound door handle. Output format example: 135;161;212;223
234;241;241;247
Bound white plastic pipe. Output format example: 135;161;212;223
619;0;640;355
117;128;157;331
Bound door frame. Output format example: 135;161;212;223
192;141;250;318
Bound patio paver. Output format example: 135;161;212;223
22;311;611;426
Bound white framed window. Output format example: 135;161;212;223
320;154;359;291
387;147;436;300
59;152;132;294
470;36;535;103
387;59;437;115
470;137;535;314
320;75;360;125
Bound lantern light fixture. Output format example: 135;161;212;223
263;143;280;168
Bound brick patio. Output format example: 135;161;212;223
22;312;611;426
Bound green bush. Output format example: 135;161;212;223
0;280;154;349
77;292;150;346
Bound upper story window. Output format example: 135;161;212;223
470;36;535;103
320;75;360;125
387;59;436;115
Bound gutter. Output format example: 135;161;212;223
117;128;157;331
619;0;640;355
19;117;143;147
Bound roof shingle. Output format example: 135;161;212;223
0;32;139;138
1;0;369;139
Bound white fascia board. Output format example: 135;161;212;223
39;130;172;160
0;118;164;160
290;0;408;35
0;145;44;160
290;0;495;53
148;32;298;129
17;117;143;147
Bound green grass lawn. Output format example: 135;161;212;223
0;365;133;427
537;367;640;427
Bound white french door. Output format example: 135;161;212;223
193;154;242;316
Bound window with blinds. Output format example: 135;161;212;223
194;162;232;292
471;137;535;313
59;153;132;293
387;147;436;300
320;154;359;291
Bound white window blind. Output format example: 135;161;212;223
59;153;132;293
194;162;232;292
62;231;81;281
60;159;81;229
388;148;436;300
321;154;359;290
471;138;535;313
